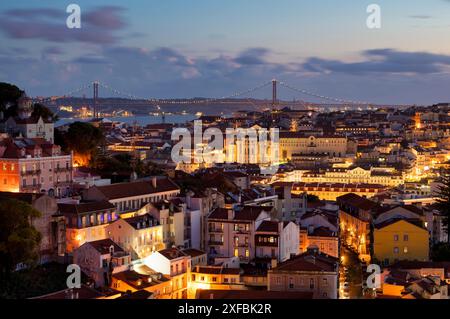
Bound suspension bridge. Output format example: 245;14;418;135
32;79;408;118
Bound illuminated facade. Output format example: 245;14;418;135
279;133;349;161
106;213;165;259
0;138;73;197
301;166;404;187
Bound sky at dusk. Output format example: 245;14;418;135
1;0;450;104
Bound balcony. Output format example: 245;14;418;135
236;242;249;247
208;228;223;233
56;181;72;187
234;229;250;234
22;169;41;176
54;167;73;173
208;240;223;246
22;184;42;191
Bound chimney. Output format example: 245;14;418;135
227;209;234;220
152;177;157;188
271;258;277;269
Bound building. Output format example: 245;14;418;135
83;177;180;215
255;220;299;263
279;133;350;161
59;200;117;253
1;94;54;143
206;206;272;263
268;248;339;299
299;226;339;258
106;213;164;259
373;219;429;266
0;137;73;197
143;247;191;299
111;268;172;299
292;182;386;201
188;265;243;298
73;238;131;287
0;191;65;263
337;193;378;262
301;166;404;187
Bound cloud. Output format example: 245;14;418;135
0;6;127;44
409;15;433;19
234;48;272;65
302;49;450;75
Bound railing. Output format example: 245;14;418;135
22;169;41;176
208;228;223;233
22;184;42;190
55;167;73;173
208;240;223;246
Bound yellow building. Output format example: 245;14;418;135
373;219;429;266
279;133;349;161
301;167;404;187
292;182;385;201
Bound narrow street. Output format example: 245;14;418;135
339;245;363;299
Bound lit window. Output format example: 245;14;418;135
404;247;408;253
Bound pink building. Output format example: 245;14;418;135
0;137;73;197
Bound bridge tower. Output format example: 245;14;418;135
272;79;277;110
93;81;99;118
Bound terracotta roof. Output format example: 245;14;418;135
86;238;124;254
208;207;229;220
117;290;153;299
158;247;188;260
234;206;269;221
272;251;337;272
58;200;115;215
93;178;179;200
256;220;279;233
337;193;378;210
31;284;104;299
182;248;206;258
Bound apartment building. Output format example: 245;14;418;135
0;137;73;197
83;177;180;215
106;213;165;259
206;206;272;263
268;248;339;299
59;200;117;253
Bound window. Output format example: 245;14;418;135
322;278;328;286
212;277;217;282
394;235;399;241
224;278;229;283
289;278;294;289
200;276;205;281
403;234;409;241
276;277;281;284
309;278;314;289
234;249;238;257
393;247;399;254
245;249;249;257
403;247;408;253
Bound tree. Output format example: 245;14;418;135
63;122;104;166
31;103;59;122
0;199;42;281
434;171;450;243
0;82;24;117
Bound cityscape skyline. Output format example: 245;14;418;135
1;1;450;104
